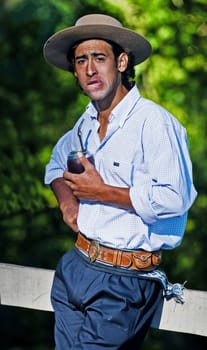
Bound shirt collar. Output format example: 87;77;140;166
85;86;141;126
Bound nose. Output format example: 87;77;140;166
86;58;96;77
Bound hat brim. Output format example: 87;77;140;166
44;24;152;71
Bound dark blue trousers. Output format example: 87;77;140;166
51;248;163;350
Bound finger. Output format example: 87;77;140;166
63;169;71;179
63;169;75;179
63;212;79;232
70;223;79;232
63;170;78;182
78;154;94;170
69;214;79;232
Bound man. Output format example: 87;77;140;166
43;14;197;350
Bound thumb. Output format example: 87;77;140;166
77;152;94;169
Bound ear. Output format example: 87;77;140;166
117;52;128;73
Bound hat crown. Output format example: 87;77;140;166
75;14;123;28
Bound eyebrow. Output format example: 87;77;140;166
75;52;107;60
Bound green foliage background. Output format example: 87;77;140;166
0;0;206;349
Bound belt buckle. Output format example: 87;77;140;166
88;240;100;262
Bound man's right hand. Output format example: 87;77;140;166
60;200;79;232
51;177;79;232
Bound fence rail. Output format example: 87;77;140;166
0;263;207;337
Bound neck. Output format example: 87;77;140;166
95;84;128;120
96;85;129;141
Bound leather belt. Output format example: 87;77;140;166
75;232;162;272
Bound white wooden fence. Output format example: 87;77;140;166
0;263;207;337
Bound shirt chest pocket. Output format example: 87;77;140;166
99;157;133;187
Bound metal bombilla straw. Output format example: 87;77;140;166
77;119;85;153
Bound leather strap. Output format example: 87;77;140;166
75;232;162;272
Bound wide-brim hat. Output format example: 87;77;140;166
43;14;152;71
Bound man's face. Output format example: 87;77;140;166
73;39;127;104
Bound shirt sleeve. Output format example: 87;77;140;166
44;130;72;185
129;108;197;224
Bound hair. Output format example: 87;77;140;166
67;39;135;91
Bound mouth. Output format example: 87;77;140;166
87;79;103;88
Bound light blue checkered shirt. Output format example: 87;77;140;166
45;86;197;251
